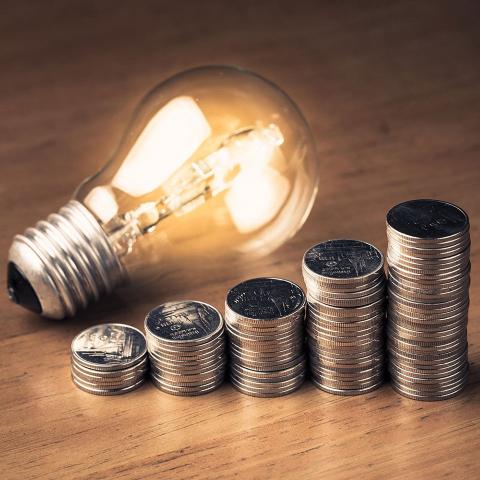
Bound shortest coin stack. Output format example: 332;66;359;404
145;301;227;396
225;277;307;397
303;240;386;395
71;324;148;395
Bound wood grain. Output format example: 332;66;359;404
1;1;479;478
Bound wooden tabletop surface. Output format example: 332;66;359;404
1;1;479;478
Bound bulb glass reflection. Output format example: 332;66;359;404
78;65;319;272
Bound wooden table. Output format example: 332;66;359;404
1;1;479;478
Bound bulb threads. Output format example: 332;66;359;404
8;200;126;318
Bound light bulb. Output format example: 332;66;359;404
7;66;319;319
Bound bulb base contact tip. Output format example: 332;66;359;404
7;200;126;319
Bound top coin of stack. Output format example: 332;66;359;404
303;240;386;395
145;301;227;396
386;199;470;401
71;323;148;395
225;277;307;397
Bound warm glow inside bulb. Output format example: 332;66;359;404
225;165;290;233
112;96;211;197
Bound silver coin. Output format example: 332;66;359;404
386;199;469;241
308;326;382;344
71;354;148;375
71;362;148;384
72;375;146;396
388;269;469;291
387;263;471;284
71;323;147;371
148;355;226;376
145;301;224;345
307;306;385;324
386;225;469;248
388;343;467;362
226;325;303;344
387;240;470;260
229;352;306;372
386;248;470;268
386;252;470;276
389;364;468;385
230;373;305;397
309;316;385;333
304;272;385;293
228;337;304;354
311;362;383;378
226;277;306;322
391;378;468;401
150;357;227;376
146;333;225;356
303;239;384;284
388;307;468;326
145;344;226;364
225;313;304;338
388;278;469;302
388;322;467;342
309;287;386;309
229;343;303;361
315;278;385;299
387;288;468;311
311;373;384;390
390;375;468;396
307;296;385;318
387;333;466;351
151;375;224;396
310;353;383;371
308;320;383;336
71;368;146;387
231;382;304;398
311;377;383;396
147;351;226;373
391;370;468;389
151;370;226;388
150;368;225;386
231;359;306;381
389;358;467;377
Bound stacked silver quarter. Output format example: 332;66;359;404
71;323;148;395
303;240;386;395
145;301;227;396
225;278;307;397
386;199;470;401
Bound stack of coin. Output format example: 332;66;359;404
303;240;386;395
145;301;227;396
386;199;470;401
225;278;307;397
71;323;148;395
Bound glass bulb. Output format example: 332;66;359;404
7;66;319;318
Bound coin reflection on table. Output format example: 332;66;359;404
71;323;148;395
145;301;227;396
225;277;307;397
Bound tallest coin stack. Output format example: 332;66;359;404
386;199;470;400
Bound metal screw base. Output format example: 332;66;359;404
7;200;126;319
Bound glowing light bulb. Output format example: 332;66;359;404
7;66;319;318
